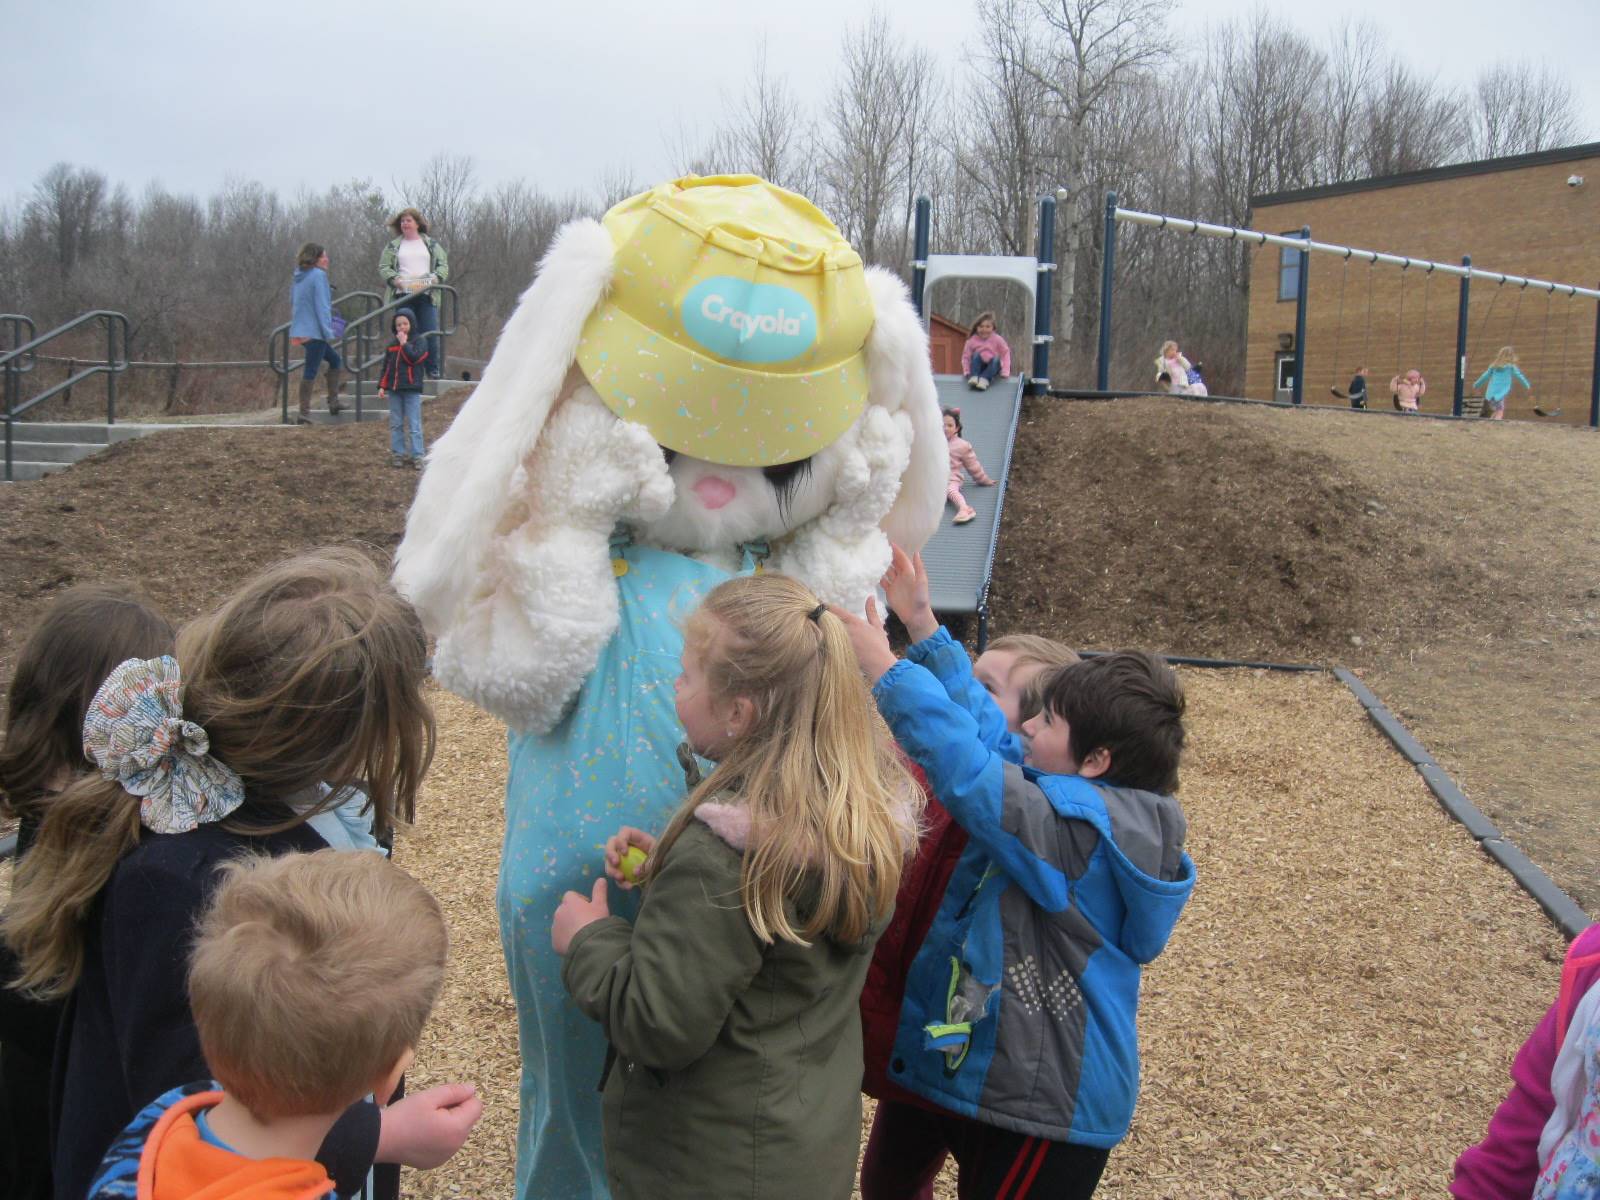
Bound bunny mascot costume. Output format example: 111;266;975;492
393;175;945;1199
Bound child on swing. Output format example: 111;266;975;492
1474;347;1532;420
551;573;921;1200
1391;368;1426;412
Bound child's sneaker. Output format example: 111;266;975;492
954;507;977;524
409;457;422;470
966;376;979;389
976;377;990;391
389;454;407;469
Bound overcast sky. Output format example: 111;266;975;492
5;0;1597;209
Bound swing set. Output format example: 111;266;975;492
1326;254;1581;417
1095;193;1600;426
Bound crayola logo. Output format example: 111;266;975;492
681;276;817;364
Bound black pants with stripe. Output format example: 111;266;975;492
860;1099;1110;1200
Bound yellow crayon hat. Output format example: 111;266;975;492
575;175;874;468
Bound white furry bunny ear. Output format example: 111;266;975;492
393;219;616;632
861;267;946;554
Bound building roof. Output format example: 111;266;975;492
1251;141;1600;209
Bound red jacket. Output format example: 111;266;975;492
860;765;968;1108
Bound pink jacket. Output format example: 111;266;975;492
1453;925;1600;1198
947;436;992;488
961;333;1011;378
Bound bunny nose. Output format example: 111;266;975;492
692;476;736;510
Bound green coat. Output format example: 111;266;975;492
377;234;449;306
562;808;884;1200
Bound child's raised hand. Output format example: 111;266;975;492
604;826;657;890
376;1082;484;1169
827;597;898;684
880;545;937;642
552;877;610;955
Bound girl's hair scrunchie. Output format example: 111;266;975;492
81;655;245;835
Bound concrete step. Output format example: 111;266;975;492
2;421;173;445
338;378;465;401
3;460;71;481
6;440;104;463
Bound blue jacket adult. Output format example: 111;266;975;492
871;629;1195;1149
289;265;335;342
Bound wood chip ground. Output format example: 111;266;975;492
395;672;1566;1198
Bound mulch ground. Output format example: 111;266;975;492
2;391;1595;1195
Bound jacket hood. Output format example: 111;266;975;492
292;267;317;283
1093;783;1193;964
690;790;912;954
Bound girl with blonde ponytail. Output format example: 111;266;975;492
552;572;921;1200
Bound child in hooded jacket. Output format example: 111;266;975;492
837;550;1195;1199
378;310;429;468
552;573;921;1200
943;407;994;525
1454;925;1600;1198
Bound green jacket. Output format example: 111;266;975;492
377;234;449;306
562;805;885;1200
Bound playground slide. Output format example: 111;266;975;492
922;373;1025;637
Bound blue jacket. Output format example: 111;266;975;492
1474;363;1531;404
289;266;334;342
873;630;1195;1147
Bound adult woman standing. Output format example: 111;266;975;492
289;242;345;423
379;208;449;380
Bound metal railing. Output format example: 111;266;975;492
2;310;129;481
267;287;459;423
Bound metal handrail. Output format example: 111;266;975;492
3;310;130;482
267;288;458;423
1;315;38;373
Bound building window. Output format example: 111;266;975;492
1278;232;1305;301
1275;352;1296;395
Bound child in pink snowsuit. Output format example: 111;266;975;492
943;407;993;525
1454;924;1600;1197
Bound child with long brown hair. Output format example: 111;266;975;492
2;548;480;1200
0;585;174;1200
551;573;921;1200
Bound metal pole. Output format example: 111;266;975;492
1291;226;1309;405
1097;192;1117;391
1453;255;1471;417
912;196;930;318
1590;280;1600;429
105;315;117;425
1031;196;1055;395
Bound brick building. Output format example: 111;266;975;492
1246;143;1599;422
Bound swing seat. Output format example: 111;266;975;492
1535;405;1562;418
1330;387;1350;400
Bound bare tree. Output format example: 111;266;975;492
822;8;938;267
1023;0;1173;367
1320;20;1382;182
25;163;110;278
1360;63;1467;176
1470;62;1583;159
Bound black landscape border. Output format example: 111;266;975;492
1114;648;1589;939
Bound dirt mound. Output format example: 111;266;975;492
2;391;1596;909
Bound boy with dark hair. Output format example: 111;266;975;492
86;850;471;1199
836;548;1195;1199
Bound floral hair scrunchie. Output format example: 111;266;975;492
82;656;245;835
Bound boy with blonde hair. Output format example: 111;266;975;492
87;850;464;1199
